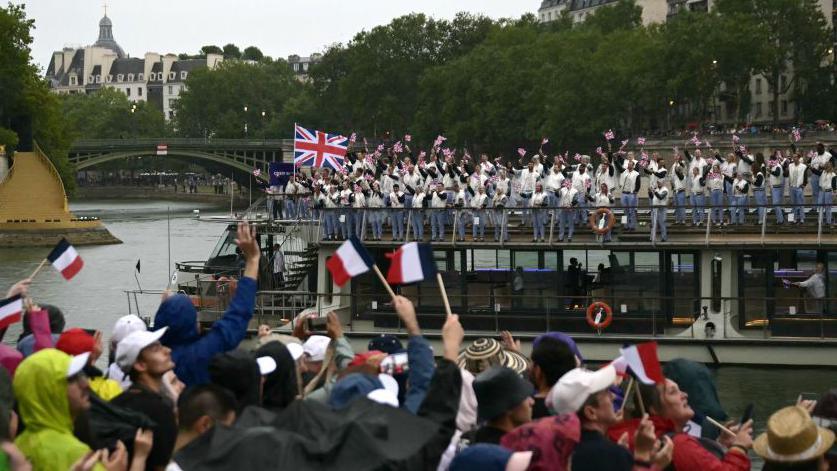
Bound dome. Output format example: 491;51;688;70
98;15;112;27
93;14;125;58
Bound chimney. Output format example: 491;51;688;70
161;54;177;82
144;52;160;80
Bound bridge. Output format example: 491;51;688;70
68;138;294;174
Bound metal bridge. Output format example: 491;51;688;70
68;138;294;174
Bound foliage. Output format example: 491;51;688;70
60;88;167;139
242;46;264;62
201;45;223;55
222;43;242;59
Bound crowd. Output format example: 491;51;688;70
0;222;835;470
267;139;836;244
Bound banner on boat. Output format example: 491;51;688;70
269;162;294;188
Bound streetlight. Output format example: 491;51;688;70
260;111;267;142
243;105;249;138
130;103;137;138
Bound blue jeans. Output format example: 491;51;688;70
411;210;425;240
653;208;667;240
392;210;404;239
732;196;747;224
820;191;833;224
324;213;337;239
559;209;574;240
284;199;296;219
691;194;705;224
532;209;546;240
493;210;507;241
456;210;467;240
520;195;532;225
575;193;587;224
753;189;767;223
472;210;486;239
622;193;637;229
355;210;366;238
674;190;686;223
725;181;734;206
431;210;446;240
710;190;724;224
771;186;785;223
370;211;383;239
811;177;821;207
791;187;805;223
340;210;352;239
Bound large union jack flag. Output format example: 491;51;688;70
293;124;348;171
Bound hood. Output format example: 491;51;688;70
209;350;261;413
154;294;199;347
328;374;383;409
13;349;74;434
256;342;298;412
606;415;676;450
663;359;727;421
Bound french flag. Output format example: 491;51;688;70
611;342;665;385
47;238;84;280
326;235;374;287
0;295;23;329
386;242;437;285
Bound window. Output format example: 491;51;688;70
302;63;308;72
169;72;175;80
138;87;143;96
138;73;144;81
168;85;173;94
781;100;788;115
126;88;131;97
106;75;112;83
180;71;187;80
87;75;93;83
293;63;299;71
755;102;763;117
755;78;762;94
96;75;102;83
768;101;774;117
117;74;123;82
70;76;78;86
127;74;134;81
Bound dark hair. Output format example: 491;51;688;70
530;337;575;387
177;384;237;431
762;459;822;471
634;382;664;418
19;304;65;341
577;390;603;424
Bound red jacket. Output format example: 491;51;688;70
607;415;750;471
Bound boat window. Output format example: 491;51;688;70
610;251;661;321
740;251;771;327
544;251;559;271
775;249;821;316
497;250;511;270
471;249;497;270
829;251;837;315
670;252;699;319
513;251;538;269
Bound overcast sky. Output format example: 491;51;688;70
22;1;535;71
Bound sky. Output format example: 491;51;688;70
22;0;535;72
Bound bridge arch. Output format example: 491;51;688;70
72;149;264;175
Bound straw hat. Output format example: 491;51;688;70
457;338;530;375
754;405;835;463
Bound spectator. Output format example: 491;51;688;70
16;305;64;357
471;366;534;444
255;341;303;413
172;384;237;454
55;328;122;401
755;405;834;471
107;315;148;390
112;328;177;471
208;350;276;414
449;444;532;471
153;222;259;386
529;336;577;419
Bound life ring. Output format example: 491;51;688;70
589;208;616;235
586;301;613;330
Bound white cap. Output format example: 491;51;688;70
111;315;147;344
303;335;330;362
506;451;534;471
548;365;616;415
286;343;304;361
366;373;400;407
67;352;90;378
115;328;168;374
256;356;277;375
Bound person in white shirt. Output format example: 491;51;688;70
352;185;367;238
557;181;578;242
389;184;406;241
671;155;688;224
323;186;340;240
768;154;787;225
651;179;670;242
751;162;767;225
572;164;592;225
720;153;737;208
430;183;448;242
544;165;565;208
819;162;836;226
731;171;750;225
492;188;509;242
367;182;385;240
619;162;641;231
809;142;832;204
408;185;427;241
690;166;707;226
453;184;469;242
788;153;808;224
707;163;725;226
514;161;540;226
271;244;286;289
531;184;549;242
587;183;615;242
470;185;489;241
793;263;826;314
283;178;298;219
339;181;353;239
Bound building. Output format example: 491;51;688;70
44;13;223;120
537;0;835;126
287;54;322;82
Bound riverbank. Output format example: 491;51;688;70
74;185;252;206
0;226;121;247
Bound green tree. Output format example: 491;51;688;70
242;46;264;62
61;88;167;139
200;45;223;55
580;0;643;32
222;43;242;59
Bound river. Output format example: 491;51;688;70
0;199;834;462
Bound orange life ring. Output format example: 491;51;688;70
589;208;616;235
586;301;613;330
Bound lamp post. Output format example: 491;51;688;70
243;105;249;138
130;103;137;138
261;110;266;142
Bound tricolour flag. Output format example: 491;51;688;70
294;124;348;171
386;242;437;285
611;342;664;385
47;238;84;280
0;295;23;329
326;235;374;287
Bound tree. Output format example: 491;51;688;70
222;43;242;59
242;46;264;62
61;88;167;139
581;0;643;32
200;45;223;56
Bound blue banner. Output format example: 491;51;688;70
269;162;294;188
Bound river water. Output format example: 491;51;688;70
0;199;834;460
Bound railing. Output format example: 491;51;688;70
70;138;287;149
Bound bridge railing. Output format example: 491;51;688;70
70;138;288;149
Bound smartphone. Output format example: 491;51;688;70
799;392;820;403
307;317;328;332
380;352;409;375
740;403;754;425
82;328;98;337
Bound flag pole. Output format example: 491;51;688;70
705;416;736;437
436;272;452;316
619;377;634;415
634;379;647;416
371;265;397;300
29;259;48;281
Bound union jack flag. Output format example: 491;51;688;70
293;124;348;171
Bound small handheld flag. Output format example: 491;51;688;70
612;342;664;385
604;130;615;141
386;242;437;285
47;238;84;280
0;295;23;329
326;235;374;287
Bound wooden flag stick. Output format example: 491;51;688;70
436;272;452;316
635;379;647;416
705;416;736;437
619;377;635;415
29;259;48;281
372;265;397;300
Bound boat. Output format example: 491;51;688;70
132;199;837;368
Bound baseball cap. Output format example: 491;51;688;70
286;343;304;361
367;373;400;407
67;352;91;378
115;328;168;374
111;315;147;344
256;356;277;375
547;365;616;415
303;335;330;362
56;328;96;356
